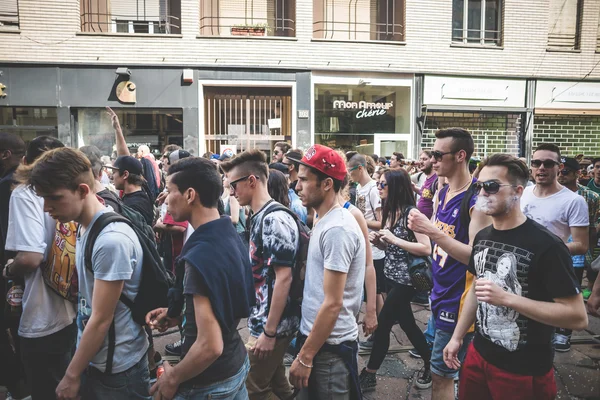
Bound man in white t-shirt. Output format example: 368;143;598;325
347;153;384;349
27;148;150;400
521;143;589;352
3;136;77;400
288;145;365;400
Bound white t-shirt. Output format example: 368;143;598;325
5;185;76;338
356;180;385;260
75;207;148;373
411;172;427;202
521;186;589;243
300;207;366;344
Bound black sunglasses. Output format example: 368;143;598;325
431;150;457;161
229;175;257;190
560;169;575;176
474;180;516;194
531;159;559;168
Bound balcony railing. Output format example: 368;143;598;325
200;0;295;37
0;0;19;29
452;28;502;46
313;0;404;42
81;0;181;34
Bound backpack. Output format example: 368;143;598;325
437;181;478;227
40;221;79;303
259;204;310;303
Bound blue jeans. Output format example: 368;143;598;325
174;356;250;400
430;328;474;380
424;313;436;344
82;355;151;400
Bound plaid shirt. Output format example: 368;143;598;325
577;184;600;262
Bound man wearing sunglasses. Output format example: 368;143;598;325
272;142;291;164
408;128;492;400
520;144;589;353
221;150;300;400
444;154;587;400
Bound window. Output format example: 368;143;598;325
547;0;582;51
200;0;296;37
452;0;502;46
0;107;58;141
0;0;19;29
313;0;404;42
81;0;181;34
596;8;600;52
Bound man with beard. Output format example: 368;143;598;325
272;142;291;164
408;128;492;400
288;144;365;400
220;150;300;400
520;144;589;352
444;154;587;400
412;150;438;220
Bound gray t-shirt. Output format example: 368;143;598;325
300;207;366;344
75;208;148;373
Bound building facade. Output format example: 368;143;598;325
1;0;600;159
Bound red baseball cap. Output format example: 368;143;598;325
286;144;347;181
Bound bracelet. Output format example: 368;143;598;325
263;329;276;338
297;356;313;368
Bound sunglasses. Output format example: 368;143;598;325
531;159;559;168
560;169;575;176
376;181;388;189
431;150;457;161
229;175;257;190
473;180;515;194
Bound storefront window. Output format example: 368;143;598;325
314;84;411;155
75;108;183;158
0;107;58;142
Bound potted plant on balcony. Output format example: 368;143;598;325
231;23;270;36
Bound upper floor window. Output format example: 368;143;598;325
313;0;405;42
452;0;502;46
81;0;181;34
0;0;19;30
597;9;600;52
200;0;296;37
547;0;582;51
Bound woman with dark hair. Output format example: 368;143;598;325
267;169;290;208
359;168;433;392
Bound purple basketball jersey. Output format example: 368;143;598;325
431;181;477;333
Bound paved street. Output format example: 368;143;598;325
155;301;600;400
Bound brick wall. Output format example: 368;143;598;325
0;0;599;79
421;112;522;157
533;114;600;157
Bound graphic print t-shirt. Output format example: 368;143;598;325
356;180;385;260
248;201;300;338
431;182;477;333
469;218;580;376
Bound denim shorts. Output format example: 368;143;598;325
430;328;474;380
82;355;151;400
174;356;250;400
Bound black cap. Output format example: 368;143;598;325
284;150;303;162
168;149;191;164
269;162;289;174
561;157;580;171
105;155;143;175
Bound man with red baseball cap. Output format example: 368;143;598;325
287;145;366;400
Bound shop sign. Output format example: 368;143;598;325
552;86;600;104
441;82;508;101
332;100;394;119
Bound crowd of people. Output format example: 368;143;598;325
0;114;598;400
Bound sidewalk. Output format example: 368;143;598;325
155;304;600;400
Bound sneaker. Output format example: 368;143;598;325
283;353;295;366
409;342;433;359
415;366;432;390
583;288;592;300
359;335;374;350
359;368;377;392
165;339;182;356
554;334;571;352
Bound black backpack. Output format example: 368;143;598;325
83;212;173;373
259;204;310;303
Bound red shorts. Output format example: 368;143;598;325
459;343;557;400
